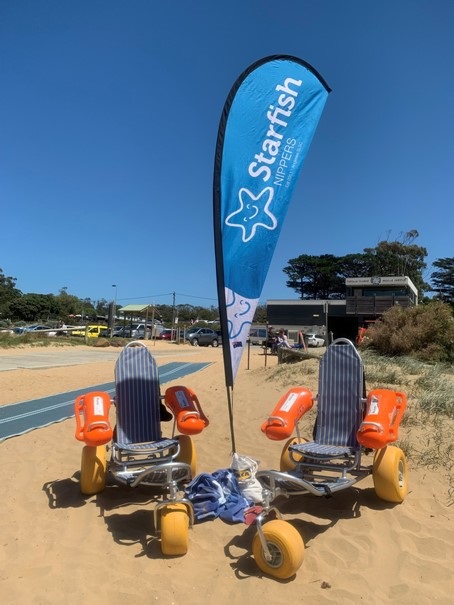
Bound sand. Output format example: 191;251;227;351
0;341;453;605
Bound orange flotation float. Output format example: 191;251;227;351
357;389;407;449
164;386;209;435
74;391;113;446
261;387;314;441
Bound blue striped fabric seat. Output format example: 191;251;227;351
292;339;365;457
315;341;364;447
114;345;162;445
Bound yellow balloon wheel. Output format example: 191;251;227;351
160;503;190;556
252;520;304;579
175;434;197;477
80;445;107;495
373;445;408;503
280;437;307;472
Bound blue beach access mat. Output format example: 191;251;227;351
0;361;211;442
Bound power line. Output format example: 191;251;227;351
116;292;218;304
175;292;218;302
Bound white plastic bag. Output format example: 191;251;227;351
231;453;263;504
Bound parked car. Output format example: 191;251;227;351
99;326;132;338
158;328;177;340
13;325;57;337
130;323;164;339
70;325;108;338
185;327;221;347
135;326;159;339
151;325;165;339
86;325;108;338
248;327;268;346
99;324;163;339
306;333;325;347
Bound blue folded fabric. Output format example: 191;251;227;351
184;473;226;521
184;469;250;523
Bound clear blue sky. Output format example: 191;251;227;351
1;1;453;310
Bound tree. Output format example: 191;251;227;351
95;298;110;316
431;257;454;305
9;293;59;322
283;230;429;299
80;298;96;320
283;254;345;299
173;304;219;325
363;240;428;294
253;304;268;324
337;253;372;279
56;291;85;319
0;268;22;322
176;304;196;323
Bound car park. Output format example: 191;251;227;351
185;327;221;347
306;333;325;347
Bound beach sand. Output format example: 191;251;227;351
0;341;452;604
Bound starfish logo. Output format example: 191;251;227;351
225;187;277;242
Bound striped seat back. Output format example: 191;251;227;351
314;339;365;447
115;345;161;444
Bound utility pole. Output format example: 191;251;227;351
110;284;117;336
171;291;176;340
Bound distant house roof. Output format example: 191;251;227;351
118;304;155;313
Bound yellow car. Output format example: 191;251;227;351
70;324;108;338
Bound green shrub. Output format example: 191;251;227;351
360;301;454;362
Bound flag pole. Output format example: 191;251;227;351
226;386;236;453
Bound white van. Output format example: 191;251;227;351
248;326;268;346
131;323;165;339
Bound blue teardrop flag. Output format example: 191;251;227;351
214;55;330;397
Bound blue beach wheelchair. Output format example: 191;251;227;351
73;341;209;555
251;338;408;579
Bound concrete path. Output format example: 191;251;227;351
0;346;198;372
